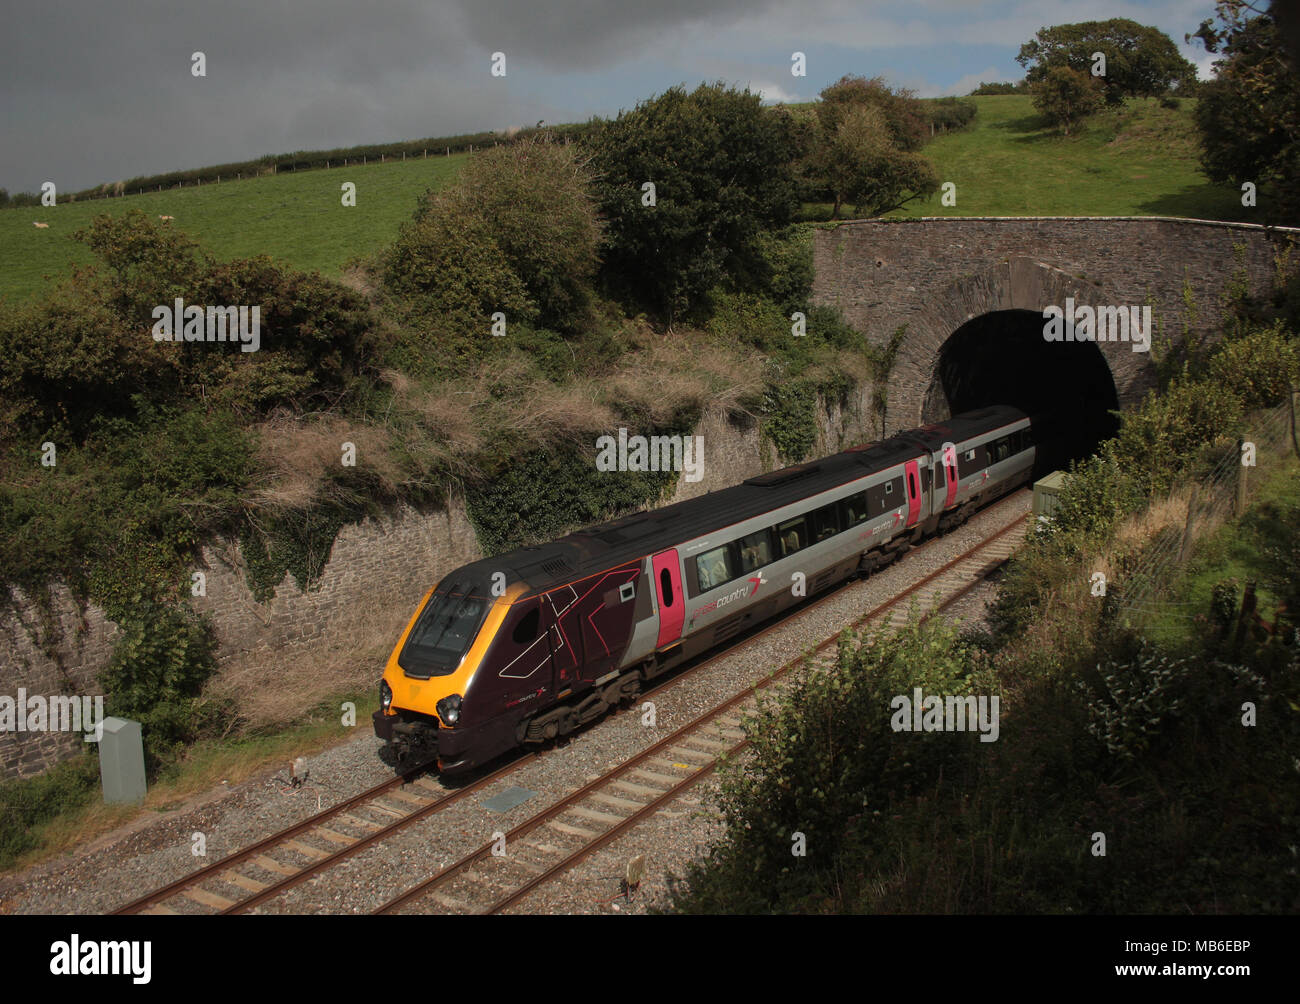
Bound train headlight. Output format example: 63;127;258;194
380;680;393;711
437;694;462;725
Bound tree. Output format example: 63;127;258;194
587;82;802;326
385;138;602;336
1189;1;1300;225
816;75;929;152
806;76;940;219
812;103;939;218
437;137;603;329
1032;65;1106;135
1017;19;1197;105
383;197;536;339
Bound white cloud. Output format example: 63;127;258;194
751;81;801;103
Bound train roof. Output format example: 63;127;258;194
443;406;1028;598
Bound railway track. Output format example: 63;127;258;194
114;490;1028;915
376;500;1029;915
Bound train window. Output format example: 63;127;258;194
695;546;733;592
841;491;870;527
933;461;945;489
811;503;840;542
511;606;541;644
659;568;675;607
738;530;772;573
399;593;489;677
775;517;806;558
993;437;1011;463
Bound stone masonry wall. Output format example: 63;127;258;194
812;217;1300;431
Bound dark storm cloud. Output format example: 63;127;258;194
0;0;780;193
447;0;779;70
1;1;548;191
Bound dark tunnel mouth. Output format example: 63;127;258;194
921;308;1121;468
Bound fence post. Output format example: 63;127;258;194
1179;486;1199;565
1235;437;1248;515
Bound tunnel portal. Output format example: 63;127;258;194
920;309;1121;466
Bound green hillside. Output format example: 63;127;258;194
0;94;1249;304
0;153;467;303
799;94;1247;222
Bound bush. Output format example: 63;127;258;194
438;139;603;330
99;601;220;768
465;440;679;556
1206;320;1299;410
926;97;978;133
670;614;982;913
383;198;535;355
0;755;99;868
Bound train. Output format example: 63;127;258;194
373;405;1051;775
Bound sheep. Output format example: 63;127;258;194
159;215;175;221
33;222;49;228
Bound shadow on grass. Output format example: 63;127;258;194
1135;182;1253;222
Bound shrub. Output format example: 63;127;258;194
383;199;535;358
440;138;603;330
1206;320;1299;410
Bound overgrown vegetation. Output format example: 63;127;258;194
669;328;1300;912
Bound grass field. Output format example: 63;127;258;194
808;94;1248;222
0;94;1249;303
0;153;467;303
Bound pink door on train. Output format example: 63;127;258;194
652;549;684;648
904;459;922;528
942;446;959;510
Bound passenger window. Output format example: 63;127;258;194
933;462;945;489
694;546;732;592
841;492;870;526
511;607;540;644
812;504;840;541
776;518;806;557
738;530;772;574
659;568;675;606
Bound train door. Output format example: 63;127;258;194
904;459;922;528
651;549;684;648
941;445;959;510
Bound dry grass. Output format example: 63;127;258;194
494;377;618;447
610;330;762;426
248;414;404;511
207;590;403;728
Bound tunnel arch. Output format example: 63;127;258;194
882;256;1159;453
921;308;1121;458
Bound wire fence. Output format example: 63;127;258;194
1117;393;1298;636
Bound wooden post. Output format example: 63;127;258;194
1179;486;1199;565
1235;438;1248;515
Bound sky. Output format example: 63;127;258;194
0;0;1227;195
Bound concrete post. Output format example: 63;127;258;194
98;717;147;803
